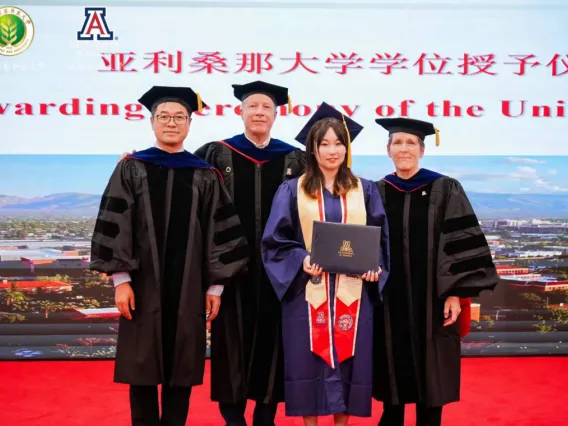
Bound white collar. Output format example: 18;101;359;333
244;133;271;149
154;143;184;153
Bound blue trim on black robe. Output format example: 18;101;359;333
382;168;444;192
127;147;215;169
222;133;298;163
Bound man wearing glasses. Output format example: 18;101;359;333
90;86;249;426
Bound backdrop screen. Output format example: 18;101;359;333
1;0;567;359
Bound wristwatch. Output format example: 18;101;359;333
310;276;322;284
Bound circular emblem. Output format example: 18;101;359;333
225;166;231;173
310;275;322;284
0;7;34;56
337;314;353;331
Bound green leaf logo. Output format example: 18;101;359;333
1;18;17;45
0;7;34;56
0;14;26;48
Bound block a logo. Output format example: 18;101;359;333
77;7;114;41
0;6;35;56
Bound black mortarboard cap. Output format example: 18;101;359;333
375;117;440;146
295;102;364;168
138;86;206;115
232;80;291;112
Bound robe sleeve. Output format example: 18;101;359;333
297;150;308;174
365;181;390;295
89;160;138;274
436;178;499;299
201;169;249;287
193;143;211;163
261;181;310;301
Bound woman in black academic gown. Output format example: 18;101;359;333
371;117;499;426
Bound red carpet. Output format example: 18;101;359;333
0;358;564;426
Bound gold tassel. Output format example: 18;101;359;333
434;126;440;147
196;92;203;113
288;94;292;114
341;114;352;168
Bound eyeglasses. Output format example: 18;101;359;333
155;115;189;124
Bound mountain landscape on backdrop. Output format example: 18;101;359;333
1;191;567;219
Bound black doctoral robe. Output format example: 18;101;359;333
89;147;249;388
372;169;498;407
194;133;306;404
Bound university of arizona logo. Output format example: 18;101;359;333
338;240;354;258
316;312;326;325
337;314;353;331
77;7;114;41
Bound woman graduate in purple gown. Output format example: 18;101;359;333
261;103;390;426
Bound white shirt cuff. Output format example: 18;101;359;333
112;273;223;296
112;272;131;287
207;285;224;296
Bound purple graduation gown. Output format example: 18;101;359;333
261;177;390;417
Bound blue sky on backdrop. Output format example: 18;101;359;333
0;155;566;197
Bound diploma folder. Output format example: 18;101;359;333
310;221;381;275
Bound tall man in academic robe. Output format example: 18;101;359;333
371;118;499;426
194;81;306;426
261;103;390;426
90;86;249;426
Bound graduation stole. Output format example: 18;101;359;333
297;175;366;368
